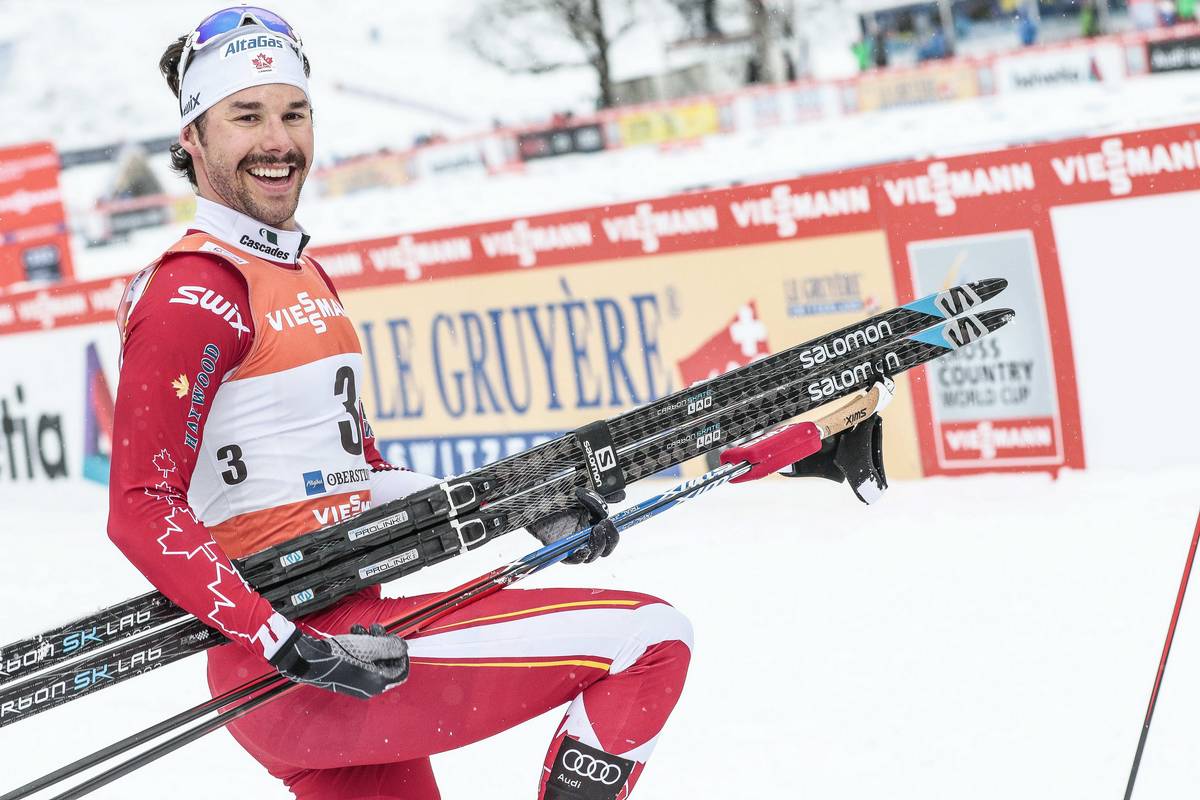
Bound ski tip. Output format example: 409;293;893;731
972;276;1008;297
906;277;1009;319
908;307;1015;350
982;307;1017;328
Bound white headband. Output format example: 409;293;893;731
179;25;309;129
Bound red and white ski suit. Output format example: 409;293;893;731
107;198;692;799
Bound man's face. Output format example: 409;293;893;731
183;83;313;229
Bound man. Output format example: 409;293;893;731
107;8;691;799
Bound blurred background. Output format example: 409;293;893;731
0;2;1199;799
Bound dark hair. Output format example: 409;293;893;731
159;33;312;187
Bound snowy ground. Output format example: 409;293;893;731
1;469;1198;799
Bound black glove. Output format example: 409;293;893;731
527;487;620;564
782;413;888;504
269;622;409;699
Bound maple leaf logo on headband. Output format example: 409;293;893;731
252;53;274;72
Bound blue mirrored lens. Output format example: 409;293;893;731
193;9;247;45
239;7;296;36
193;6;296;46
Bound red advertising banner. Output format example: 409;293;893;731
304;169;879;289
13;122;1200;478
0;141;74;288
874;150;1085;476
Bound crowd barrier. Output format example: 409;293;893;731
306;22;1200;192
27;24;1200;257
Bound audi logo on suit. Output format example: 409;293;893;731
563;749;625;785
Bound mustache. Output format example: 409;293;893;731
240;152;306;171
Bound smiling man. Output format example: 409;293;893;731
105;7;692;800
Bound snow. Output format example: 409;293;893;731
1;469;1198;798
3;3;1200;797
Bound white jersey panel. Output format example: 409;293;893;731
189;352;372;527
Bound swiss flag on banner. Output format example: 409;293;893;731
677;301;771;386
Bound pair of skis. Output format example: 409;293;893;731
0;279;1014;731
6;378;895;800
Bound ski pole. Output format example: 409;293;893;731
1123;509;1200;799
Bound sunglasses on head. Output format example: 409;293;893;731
177;6;303;87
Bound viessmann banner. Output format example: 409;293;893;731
298;147;1091;478
304;174;928;479
31;123;1200;486
332;232;926;479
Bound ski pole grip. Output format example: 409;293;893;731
721;421;823;483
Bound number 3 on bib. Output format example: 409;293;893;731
335;366;363;456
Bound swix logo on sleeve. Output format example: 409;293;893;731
265;291;347;335
169;286;250;337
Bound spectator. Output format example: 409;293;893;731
746;56;762;84
852;36;873;71
1081;0;1102;37
915;12;948;61
873;28;889;68
1017;1;1039;46
853;16;880;72
108;144;163;200
1130;0;1159;29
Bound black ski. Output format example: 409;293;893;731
0;592;180;686
238;278;1009;588
0;278;1003;687
262;307;1017;617
0;304;1015;726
